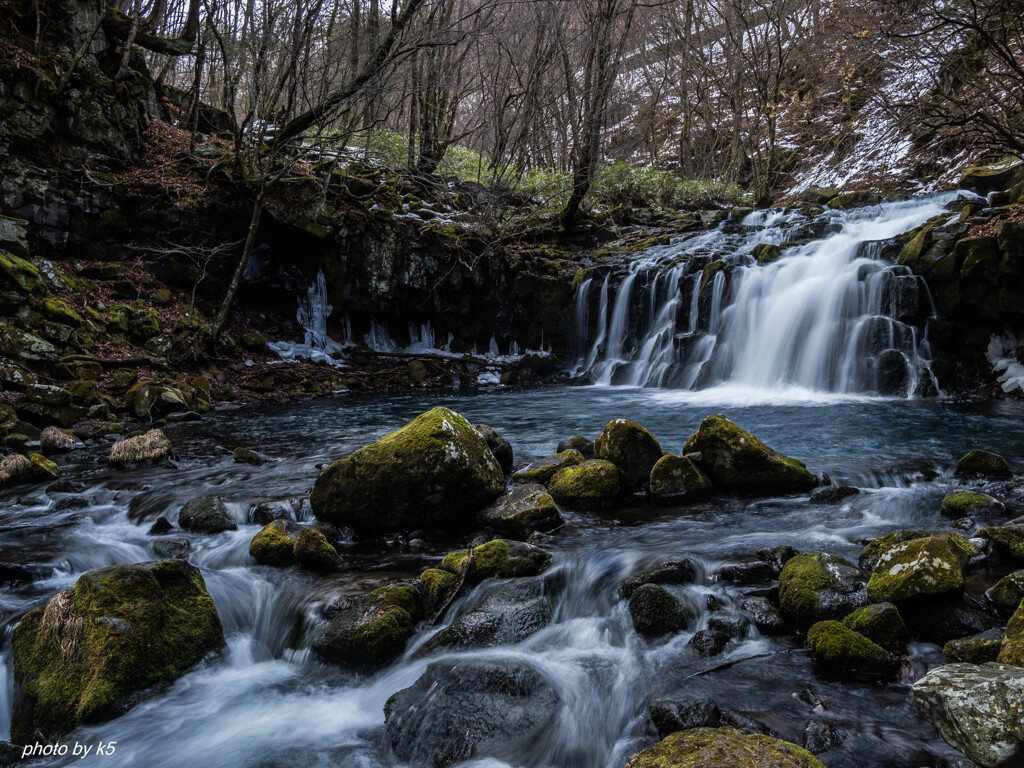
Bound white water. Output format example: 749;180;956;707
575;195;963;397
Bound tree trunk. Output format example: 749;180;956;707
212;185;266;339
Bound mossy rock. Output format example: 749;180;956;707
866;534;977;602
556;435;595;458
511;449;583;484
128;307;161;341
248;520;297;566
753;243;782;265
955;449;1012;479
806;620;892;673
959;161;1024;194
37;298;84;328
439;539;551;584
810;485;860;505
419;568;459;617
178;496;236;534
108;429;172;466
625;727;826;768
987;570;1024;615
941;490;1003;517
649;454;712;502
828;190;880;209
309;407;505;533
629;583;694;636
841;603;908;651
778;552;867;627
473;423;514;474
0;251;41;300
858;529;935;570
240;332;267;352
620;559;698;600
683;415;816;494
28;453;59;481
232;446;263;465
944;628;1005;664
997;598;1024;666
293;527;340;571
313;584;423;668
547;459;620;506
593;419;663;490
407;360;428;384
477;484;563;539
152;288;173;306
977;524;1024;561
898;228;932;274
11;560;223;742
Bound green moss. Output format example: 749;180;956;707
419;568;459;616
624;727;826;768
859;529;934;570
293;527;339;571
28;453;59;481
898;228;932;273
593;419;663;490
649;454;712;501
753;243;782;265
547;459;620;505
940;490;999;517
0;251;41;294
11;561;223;742
988;570;1024;615
866;534;976;602
955;449;1012;478
841;603;908;651
778;553;840;626
37;298;84;328
978;524;1024;561
700;260;732;291
248;520;297;566
943;629;1004;663
806;620;891;671
441;539;511;577
997;598;1024;666
232;447;263;465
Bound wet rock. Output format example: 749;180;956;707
955;449;1012;479
547;459;620;506
806;620;892;675
419;577;551;653
689;629;730;656
557;435;594;458
649;698;721;738
178;496;236;534
859;529;937;570
108;429;172;467
866;533;977;602
707;612;751;639
900;596;1001;645
293;527;340;571
802;721;843;755
152;537;191;560
941;490;1004;518
629;583;694;636
248;520;298;566
594;419;663;490
310;407;505;533
419;568;459;618
620;559;699;599
439;539;551;584
876;349;910;396
248;499;299;526
313;584;423;667
810;485;859;505
477;484;563;539
0;453;31;487
718;560;774;584
625;727;826;768
998;599;1024;666
11;561;223;741
977;524;1024;562
757;545;800;575
232;446;263;465
124;382;188;420
778;553;868;627
912;662;1024;768
944;629;1005;664
683;414;817;494
39;426;76;454
741;596;786;633
384;659;559;768
648;454;712;502
147;516;173;535
474;423;513;474
987;570;1024;615
511;450;583;484
841;603;908;651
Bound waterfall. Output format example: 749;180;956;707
571;194;963;397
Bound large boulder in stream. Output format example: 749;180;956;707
866;533;977;603
439;539;551;584
912;662;1024;768
683;415;817;494
309;407;505;533
625;727;826;768
477;484;563;539
594;419;663;490
11;560;223;742
955;449;1012;479
805;620;892;675
648;455;712;502
777;553;868;627
312;584;423;668
108;429;172;467
547;459;620;506
997;598;1024;666
178;496;237;534
384;659;560;768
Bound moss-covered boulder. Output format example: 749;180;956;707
309;407;505;533
978;524;1024;561
248;520;297;566
841;603;908;651
474;423;514;474
593;419;663;490
944;629;1005;664
240;332;267;352
960;161;1024;194
955;449;1012;479
312;583;423;667
629;583;694;636
625;727;826;768
753;242;782;265
778;552;867;627
510;449;583;484
419;568;459;617
477;484;563;539
232;446;263;465
683;415;816;494
649;454;712;502
620;559;699;600
124;382;189;420
108;429;172;467
866;534;977;603
37;298;84;328
998;599;1024;666
557;435;595;458
28;453;59;481
11;560;223;742
806;620;892;674
547;459;620;506
178;496;236;534
439;539;551;584
858;529;935;570
293;527;340;571
0;251;41;301
941;490;1003;517
988;571;1024;615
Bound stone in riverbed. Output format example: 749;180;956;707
809;485;859;505
419;568;459;618
944;629;1005;664
108;429;172;467
620;558;699;599
977;524;1024;562
866;533;977;603
941;490;1004;517
293;527;340;571
313;584;422;667
557;435;594;458
625;727;826;768
777;552;868;627
649;698;722;739
232;446;263;465
683;414;817;494
248;520;298;565
955;449;1012;479
477;484;563;539
309;407;505;533
11;560;223;742
178;496;236;534
629;583;694;636
547;459;620;506
998;598;1024;666
510;449;583;484
439;539;551;584
39;426;76;454
741;596;786;633
648;454;712;502
594;419;663;490
841;603;908;651
912;662;1024;768
987;571;1024;615
473;423;513;474
858;528;937;570
688;629;730;657
806;620;892;674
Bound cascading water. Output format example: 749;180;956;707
574;195;962;396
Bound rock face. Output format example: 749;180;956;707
593;419;663;490
313;584;422;667
108;429;172;466
625;727;826;768
384;659;560;768
11;561;223;742
912;663;1024;768
310;407;505;533
866;534;976;602
777;552;868;627
649;455;712;501
477;484;563;539
683;415;817;493
955;450;1012;479
178;496;237;534
547;459;620;506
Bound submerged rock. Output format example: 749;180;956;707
11;561;223;741
547;459;620;506
777;552;868;627
477;484;563;539
313;584;422;667
955;449;1012;479
648;454;712;502
108;429;172;467
248;520;298;565
511;450;583;484
593;419;663;490
866;533;977;602
439;539;551;584
625;727;826;768
683;415;817;494
806;620;892;675
689;629;730;657
384;659;559;768
941;490;1003;518
810;485;859;505
178;496;236;534
629;583;694;636
309;407;505;533
912;663;1024;768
